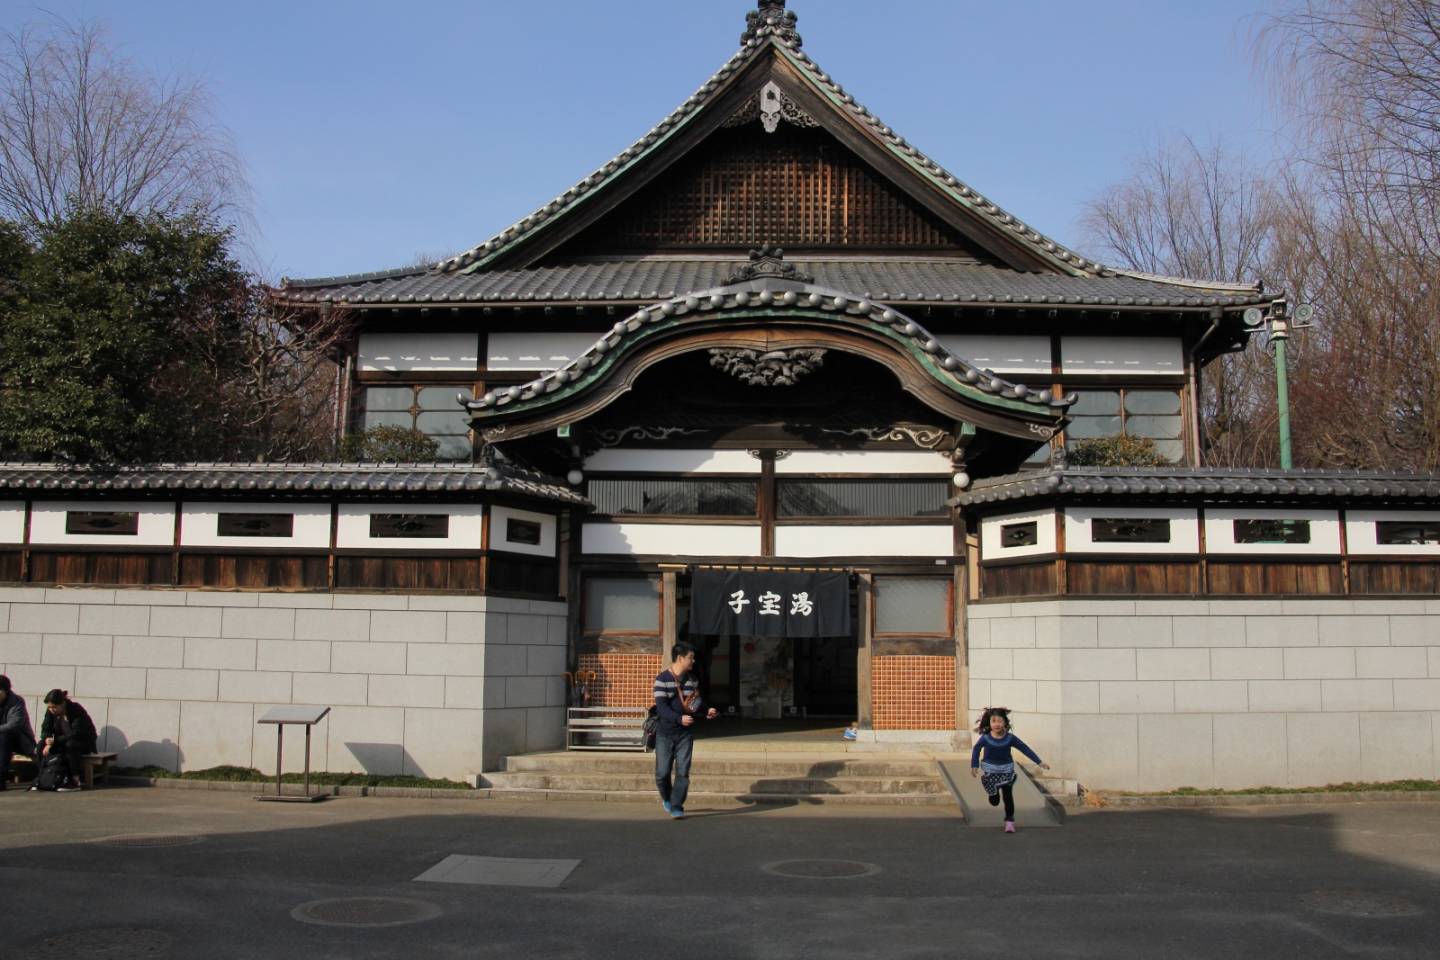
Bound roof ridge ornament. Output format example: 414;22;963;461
742;0;802;48
728;245;815;284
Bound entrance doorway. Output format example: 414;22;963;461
678;574;859;724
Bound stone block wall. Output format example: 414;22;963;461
967;598;1440;791
0;587;567;780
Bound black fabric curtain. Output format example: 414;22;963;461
690;570;850;638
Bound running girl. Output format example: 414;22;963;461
969;706;1048;833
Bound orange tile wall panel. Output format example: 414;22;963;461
871;655;956;731
577;653;663;709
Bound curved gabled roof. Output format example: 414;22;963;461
278;2;1263;303
463;267;1073;443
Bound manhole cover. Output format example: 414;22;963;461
93;835;204;848
292;897;443;928
761;859;882;879
1303;890;1423;918
31;928;172;957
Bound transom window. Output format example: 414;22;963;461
1091;517;1171;544
65;511;139;535
1376;520;1440;546
363;385;474;459
873;577;951;635
1066;388;1183;462
583;577;661;634
588;478;757;517
1234;518;1310;544
777;480;948;518
217;513;295;538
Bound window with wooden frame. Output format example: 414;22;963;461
582;576;662;635
1233;518;1311;545
1064;388;1184;462
369;513;451;539
362;385;474;459
1000;521;1040;548
873;577;952;636
504;517;543;546
1091;517;1172;544
587;478;758;517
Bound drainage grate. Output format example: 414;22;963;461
31;928;173;958
761;859;882;879
1302;890;1423;919
291;897;443;928
93;835;204;848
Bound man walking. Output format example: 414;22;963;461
0;675;37;791
653;644;716;819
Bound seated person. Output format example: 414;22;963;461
38;689;98;792
0;675;37;790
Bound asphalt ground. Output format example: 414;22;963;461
2;786;1438;959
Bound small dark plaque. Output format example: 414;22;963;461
1234;518;1310;545
64;511;139;535
1376;520;1440;546
1092;518;1171;544
505;518;542;546
369;514;450;539
217;513;296;538
1000;521;1039;548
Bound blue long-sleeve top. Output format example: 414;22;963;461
971;732;1042;768
653;670;704;734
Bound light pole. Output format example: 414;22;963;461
1244;300;1315;471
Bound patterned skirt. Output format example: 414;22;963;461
979;760;1016;796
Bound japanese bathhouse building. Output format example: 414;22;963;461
1;1;1437;791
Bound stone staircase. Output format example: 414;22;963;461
480;747;962;806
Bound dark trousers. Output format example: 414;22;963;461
987;783;1015;819
2;730;36;787
655;729;694;810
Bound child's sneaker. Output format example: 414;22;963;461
1003;820;1016;833
841;727;858;741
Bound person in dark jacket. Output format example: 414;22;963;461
0;675;37;791
37;689;97;792
652;644;717;820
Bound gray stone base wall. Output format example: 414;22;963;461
967;599;1440;792
0;587;567;781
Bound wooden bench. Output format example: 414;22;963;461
6;751;117;788
80;752;119;788
6;753;36;785
566;707;649;751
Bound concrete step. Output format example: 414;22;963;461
482;771;948;795
485;787;958;807
501;752;947;779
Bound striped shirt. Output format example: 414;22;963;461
653;670;704;735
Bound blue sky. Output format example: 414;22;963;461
2;1;1283;280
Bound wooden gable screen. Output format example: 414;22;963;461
563;126;989;254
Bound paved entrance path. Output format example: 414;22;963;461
3;787;1438;959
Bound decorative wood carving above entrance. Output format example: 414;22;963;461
724;80;820;134
709;348;826;386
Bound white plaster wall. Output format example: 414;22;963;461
336;504;484;551
489;506;557;558
1064;507;1200;555
583;449;759;474
581;522;761;557
938;335;1051;375
359;332;479;373
979;509;1056;560
1060;336;1184;375
1345;510;1440;556
30;502;176;547
1204;508;1342;555
967;597;1440;791
0;586;567;781
486;332;598;372
773;450;951;474
181;502;332;549
0;502;23;544
773;525;953;558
